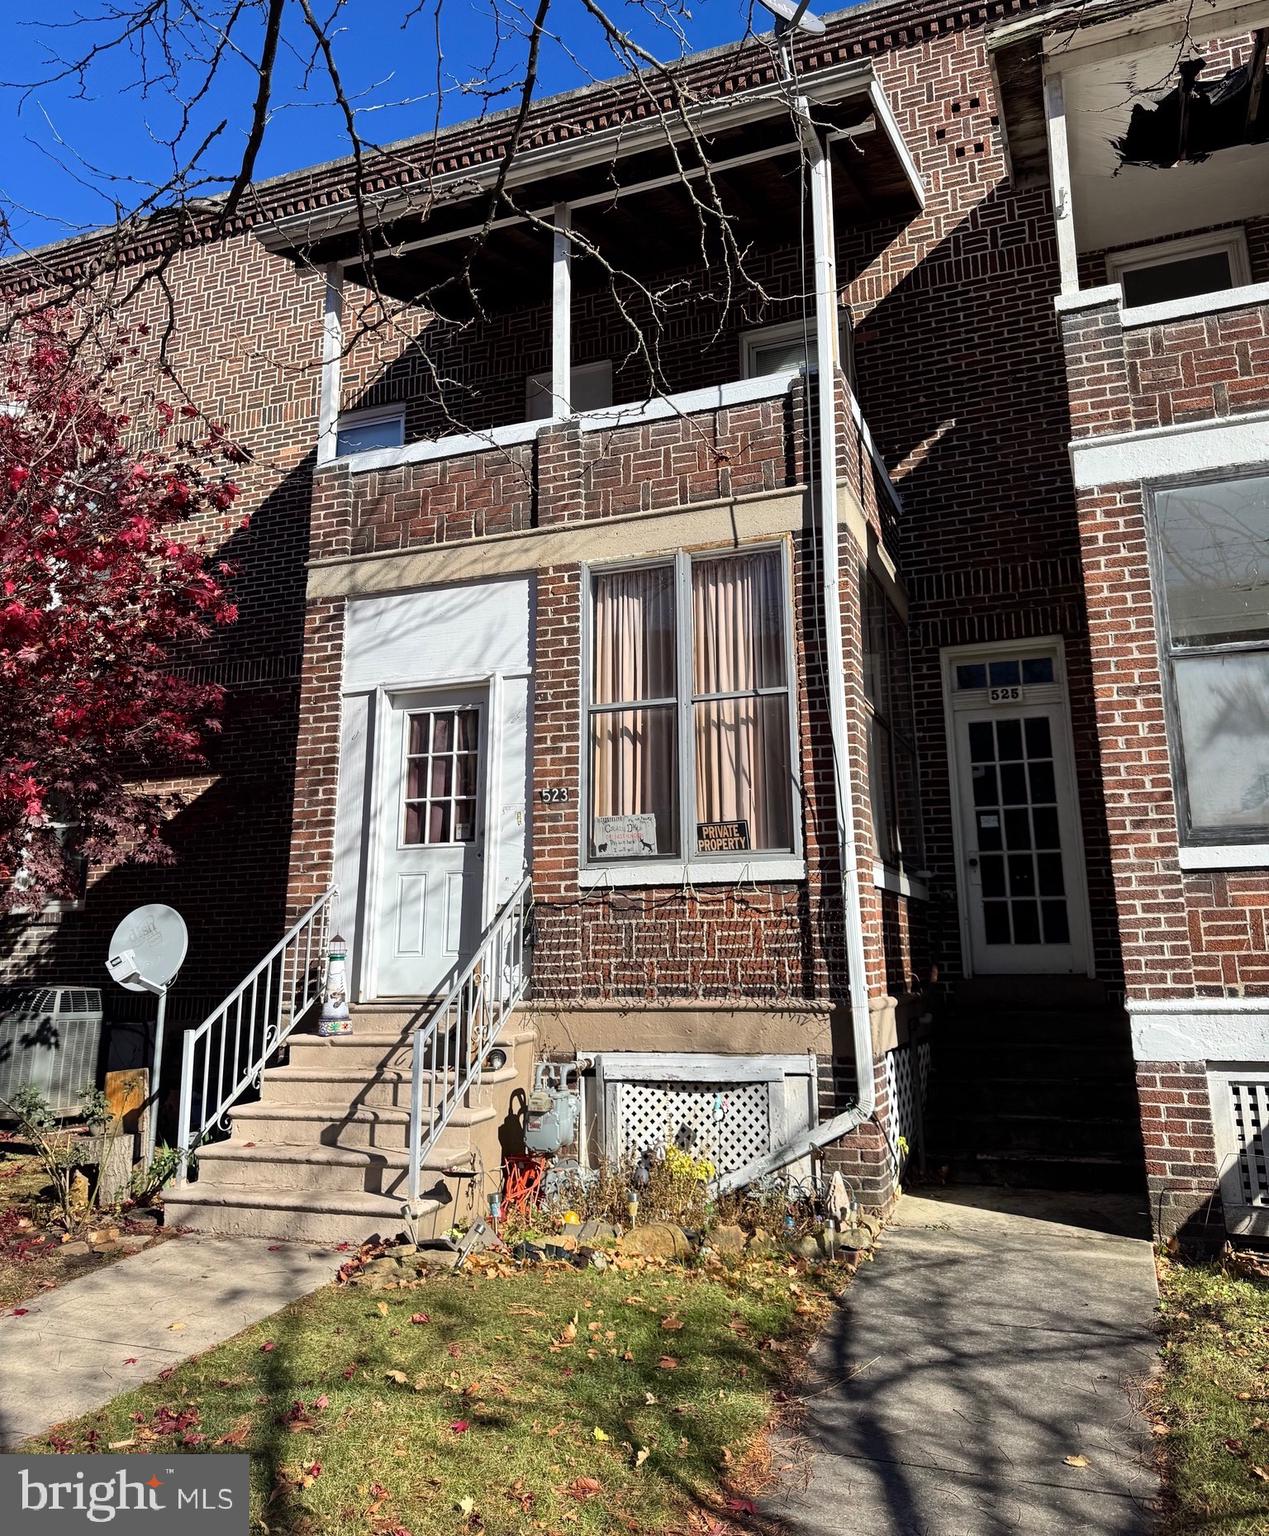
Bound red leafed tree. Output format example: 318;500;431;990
0;310;243;912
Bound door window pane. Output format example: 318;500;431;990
403;707;480;846
966;709;1071;951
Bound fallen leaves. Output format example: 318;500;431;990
658;1356;679;1370
1063;1455;1090;1469
449;1419;470;1435
409;1312;430;1325
563;1477;602;1501
258;1340;277;1354
660;1314;684;1331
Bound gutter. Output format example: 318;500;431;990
716;101;876;1195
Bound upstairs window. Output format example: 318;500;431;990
585;548;798;867
1152;471;1269;843
740;316;855;386
336;405;405;457
1108;229;1250;309
525;361;613;421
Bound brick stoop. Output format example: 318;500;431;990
924;988;1146;1195
163;1004;536;1244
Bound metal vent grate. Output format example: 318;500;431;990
613;1079;772;1173
1228;1079;1269;1209
1210;1069;1269;1237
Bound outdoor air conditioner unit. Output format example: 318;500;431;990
0;988;105;1117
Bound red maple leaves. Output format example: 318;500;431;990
0;310;244;910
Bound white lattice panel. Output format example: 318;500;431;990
591;1053;817;1179
613;1080;773;1172
1211;1071;1269;1233
884;1040;930;1176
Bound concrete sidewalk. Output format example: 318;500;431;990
0;1235;334;1447
766;1188;1161;1535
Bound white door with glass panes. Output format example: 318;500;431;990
374;691;484;997
947;647;1091;975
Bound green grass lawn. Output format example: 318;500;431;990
1156;1254;1269;1534
27;1253;841;1535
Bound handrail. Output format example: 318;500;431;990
176;887;337;1180
406;877;532;1209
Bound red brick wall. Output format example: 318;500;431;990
1;232;326;1030
842;28;1122;986
1137;1062;1225;1241
1065;294;1269;439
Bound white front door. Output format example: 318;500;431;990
946;645;1091;976
374;690;485;997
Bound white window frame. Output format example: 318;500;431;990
1106;228;1251;306
739;314;854;384
1147;467;1269;851
335;403;406;458
525;360;613;421
579;542;805;887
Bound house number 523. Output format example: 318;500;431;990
539;787;570;804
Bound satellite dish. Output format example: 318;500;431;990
756;0;827;36
106;904;188;994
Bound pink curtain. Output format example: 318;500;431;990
590;568;678;854
692;553;791;850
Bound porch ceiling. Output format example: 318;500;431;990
259;64;922;314
992;0;1269;250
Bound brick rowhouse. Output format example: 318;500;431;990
7;0;1269;1236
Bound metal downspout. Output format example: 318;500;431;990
714;108;876;1196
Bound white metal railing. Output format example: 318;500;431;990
176;888;337;1180
407;878;532;1208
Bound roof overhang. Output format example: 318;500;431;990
255;61;925;273
990;0;1269;189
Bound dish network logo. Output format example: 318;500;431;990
19;1469;232;1524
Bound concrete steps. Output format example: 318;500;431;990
925;997;1144;1196
164;1004;535;1244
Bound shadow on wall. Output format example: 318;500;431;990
0;449;322;1113
840;179;1125;990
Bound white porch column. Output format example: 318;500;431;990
1043;71;1080;295
551;202;572;416
317;262;344;465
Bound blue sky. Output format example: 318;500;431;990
1;0;780;253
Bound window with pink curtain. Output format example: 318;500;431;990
588;565;679;859
587;548;796;863
691;551;793;852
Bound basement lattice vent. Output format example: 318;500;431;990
1210;1069;1269;1238
589;1053;817;1180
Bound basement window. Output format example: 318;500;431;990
582;546;801;875
335;405;405;457
1151;470;1269;844
1107;230;1250;309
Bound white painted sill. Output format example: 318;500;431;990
1054;280;1269;331
332;374;798;476
872;861;929;900
579;856;806;889
1178;843;1269;871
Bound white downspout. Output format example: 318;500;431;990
716;106;875;1195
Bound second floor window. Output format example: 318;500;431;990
336;406;405;457
585;547;798;866
1152;471;1269;844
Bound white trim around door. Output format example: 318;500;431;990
359;672;501;1002
941;637;1094;978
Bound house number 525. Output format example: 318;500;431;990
539;787;570;804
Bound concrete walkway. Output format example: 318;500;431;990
766;1187;1161;1535
0;1235;334;1447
